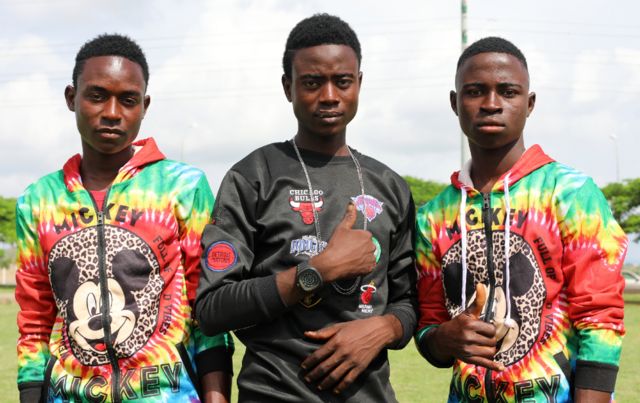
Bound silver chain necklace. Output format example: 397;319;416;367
291;139;366;295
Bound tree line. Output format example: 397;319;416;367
0;177;638;252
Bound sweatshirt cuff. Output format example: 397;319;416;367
575;360;618;393
196;345;234;376
19;382;42;403
258;275;288;319
384;306;417;349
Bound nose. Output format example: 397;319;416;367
480;91;502;114
101;97;121;123
319;82;339;105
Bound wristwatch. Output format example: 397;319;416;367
295;261;323;293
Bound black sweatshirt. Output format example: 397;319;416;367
196;141;417;402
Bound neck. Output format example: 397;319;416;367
294;131;349;156
469;137;525;193
80;143;134;191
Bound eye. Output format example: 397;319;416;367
465;88;483;97
120;96;139;107
336;78;353;89
86;293;98;316
502;88;518;98
87;92;106;102
302;80;319;89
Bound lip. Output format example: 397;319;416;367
475;121;505;133
314;111;343;124
95;128;126;139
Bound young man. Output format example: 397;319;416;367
196;14;417;402
415;37;627;402
15;34;233;403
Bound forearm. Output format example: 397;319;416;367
196;274;287;335
384;300;417;349
201;371;231;403
575;388;612;403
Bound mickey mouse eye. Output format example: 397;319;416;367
87;293;98;317
108;291;113;308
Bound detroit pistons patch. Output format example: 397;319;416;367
351;195;384;222
205;241;237;272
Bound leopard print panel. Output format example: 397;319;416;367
48;225;162;366
441;229;546;366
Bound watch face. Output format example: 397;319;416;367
299;269;322;292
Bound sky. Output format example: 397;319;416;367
1;0;639;261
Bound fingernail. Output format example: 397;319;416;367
304;377;310;383
301;364;307;370
333;389;340;394
318;386;323;391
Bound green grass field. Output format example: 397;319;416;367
2;293;638;402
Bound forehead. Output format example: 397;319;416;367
78;55;146;91
456;52;529;87
291;44;359;76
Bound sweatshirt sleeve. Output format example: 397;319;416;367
558;177;627;393
413;201;453;367
14;192;55;401
195;169;288;336
177;172;233;375
382;190;418;349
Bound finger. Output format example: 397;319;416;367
304;324;340;341
462;356;505;372
332;366;361;395
301;343;335;371
467;283;487;319
305;353;343;385
317;359;353;392
338;202;357;229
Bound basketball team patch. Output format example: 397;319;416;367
205;241;237;271
351;195;384;222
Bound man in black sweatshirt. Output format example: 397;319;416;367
196;13;417;402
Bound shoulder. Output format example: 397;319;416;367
19;170;65;204
356;151;411;194
416;185;459;223
146;159;210;194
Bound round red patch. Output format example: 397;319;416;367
205;241;237;271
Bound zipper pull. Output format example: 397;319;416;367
97;211;104;226
483;193;491;209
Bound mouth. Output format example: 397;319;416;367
314;111;343;125
95;128;126;139
476;121;506;133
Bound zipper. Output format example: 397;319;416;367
90;189;122;403
481;192;496;403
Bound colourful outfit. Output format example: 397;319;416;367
415;145;627;402
16;138;233;402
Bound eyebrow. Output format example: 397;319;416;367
462;82;524;88
300;73;356;79
83;85;142;96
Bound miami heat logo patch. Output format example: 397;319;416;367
289;189;324;225
358;282;377;314
351;195;384;222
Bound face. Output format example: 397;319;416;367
451;52;535;150
65;56;150;155
282;44;362;139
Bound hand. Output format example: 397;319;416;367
301;316;401;394
310;203;376;283
429;284;504;371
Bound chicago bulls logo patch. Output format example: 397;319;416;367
351;195;384;222
205;241;237;272
289;189;324;225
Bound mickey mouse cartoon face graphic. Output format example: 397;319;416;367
441;230;547;366
48;226;163;366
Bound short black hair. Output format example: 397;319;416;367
282;13;361;79
72;33;149;88
457;36;527;71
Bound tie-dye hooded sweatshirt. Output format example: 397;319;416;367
15;138;233;403
415;145;627;402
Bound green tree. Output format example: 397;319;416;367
601;179;640;241
403;176;447;208
0;197;16;245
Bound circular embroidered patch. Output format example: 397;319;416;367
372;236;381;263
205;241;237;271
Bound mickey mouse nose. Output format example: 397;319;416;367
88;315;104;331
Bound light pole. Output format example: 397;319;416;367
609;133;620;182
460;0;471;167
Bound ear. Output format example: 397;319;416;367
358;71;363;86
526;92;536;117
143;95;151;118
111;250;152;292
50;257;80;301
450;90;459;116
64;85;76;112
282;74;292;102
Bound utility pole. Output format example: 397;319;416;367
460;0;471;167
